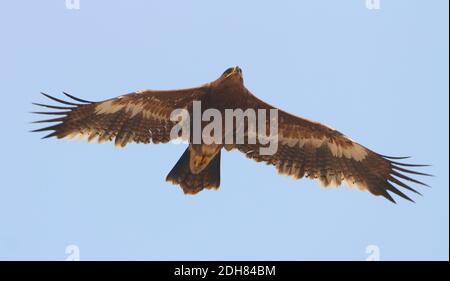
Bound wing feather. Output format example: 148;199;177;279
32;88;207;146
232;91;430;203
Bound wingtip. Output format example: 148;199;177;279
389;160;432;168
391;165;434;177
380;154;412;160
42;132;58;139
62;91;94;104
32;102;73;110
39;92;80;106
385;195;397;204
28;129;56;140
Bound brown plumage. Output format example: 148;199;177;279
32;66;431;203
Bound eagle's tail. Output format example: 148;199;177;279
166;147;221;194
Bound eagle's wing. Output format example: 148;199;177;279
32;87;207;147
232;91;430;203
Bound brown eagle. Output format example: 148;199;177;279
32;66;430;203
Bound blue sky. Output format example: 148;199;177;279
0;0;448;260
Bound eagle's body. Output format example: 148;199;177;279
32;67;430;203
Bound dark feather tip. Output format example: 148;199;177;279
389;160;431;167
391;165;433;177
32;102;73;110
31;111;70;115
62;92;94;104
40;92;80;106
379;154;411;160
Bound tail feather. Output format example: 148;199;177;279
166;148;221;194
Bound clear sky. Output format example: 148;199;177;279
0;0;448;260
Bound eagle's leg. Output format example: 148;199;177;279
166;145;221;194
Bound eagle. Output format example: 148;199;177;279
32;66;430;203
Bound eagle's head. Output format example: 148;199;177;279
219;66;243;85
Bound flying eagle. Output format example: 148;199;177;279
32;66;430;203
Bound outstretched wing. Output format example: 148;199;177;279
232;91;431;203
32;87;207;147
